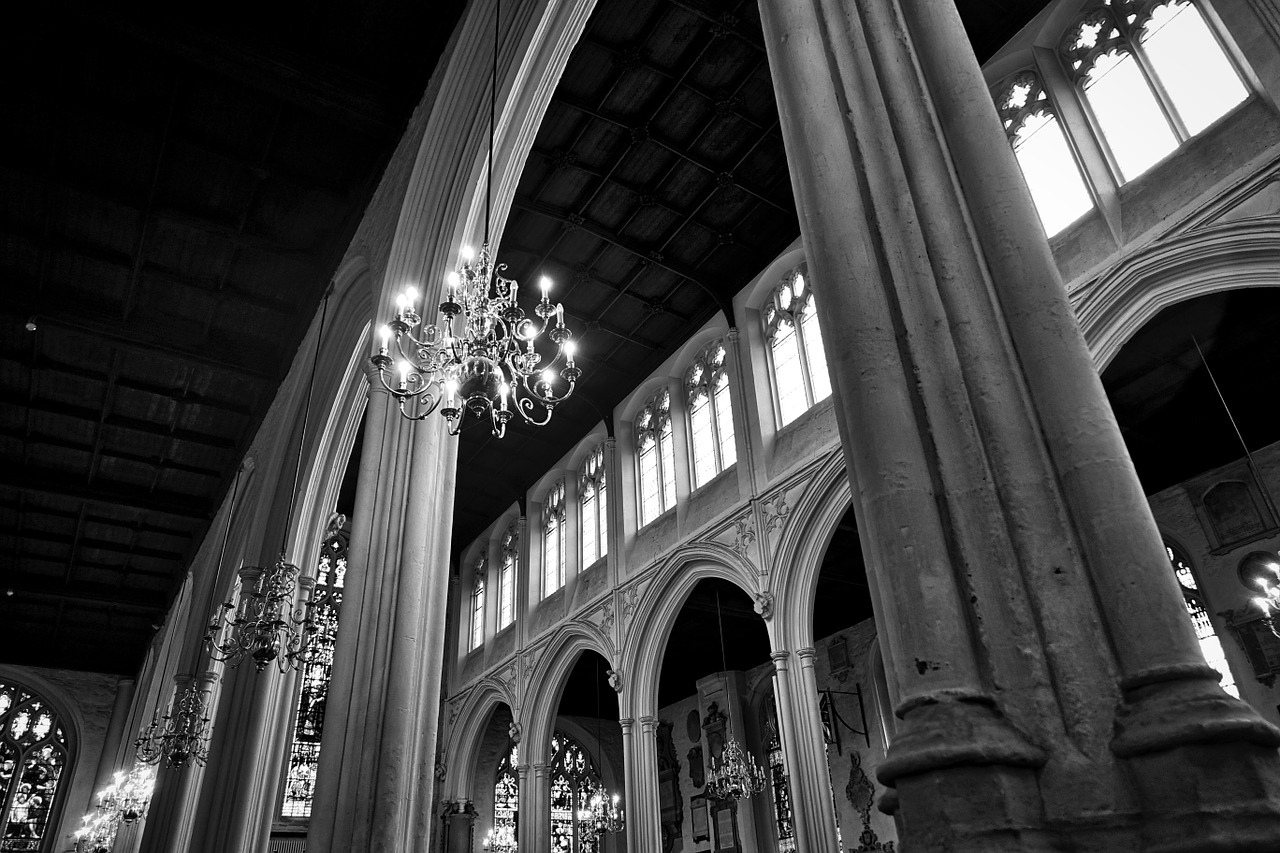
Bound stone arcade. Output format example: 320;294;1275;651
4;0;1280;851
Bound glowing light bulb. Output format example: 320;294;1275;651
405;286;419;306
445;379;458;406
540;276;552;299
499;382;510;411
541;369;555;386
564;341;576;366
446;271;461;290
379;325;392;345
461;245;475;263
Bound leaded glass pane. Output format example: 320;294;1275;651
1140;1;1246;135
659;419;676;511
1167;545;1238;697
0;683;68;853
471;564;487;651
492;744;519;853
768;734;796;853
544;483;566;594
689;390;717;489
282;545;346;818
548;732;606;853
798;291;831;404
502;524;519;625
772;321;806;425
638;388;675;525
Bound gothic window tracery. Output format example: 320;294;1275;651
544;482;567;595
550;732;603;853
1166;543;1238;697
579;444;608;568
501;526;518;627
766;726;796;853
685;340;737;489
991;70;1094;235
1060;0;1246;181
764;269;830;427
636;388;676;526
281;532;347;818
0;680;69;851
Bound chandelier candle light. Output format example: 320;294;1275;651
74;765;157;852
372;0;579;437
205;295;334;672
705;589;767;801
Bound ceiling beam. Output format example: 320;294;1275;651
0;391;238;451
16;528;186;563
0;467;211;521
0;497;195;540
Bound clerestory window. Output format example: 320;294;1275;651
685;340;737;489
543;482;567;596
636;387;677;527
764;268;830;427
1060;0;1247;182
471;555;487;650
579;444;608;568
499;526;517;627
993;70;1095;236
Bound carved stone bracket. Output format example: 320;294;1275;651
753;591;775;620
607;668;623;693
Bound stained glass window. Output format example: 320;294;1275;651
549;732;603;853
544;482;567;595
0;680;69;852
579;444;608;568
280;531;347;819
992;70;1094;236
500;525;517;627
636;388;676;527
766;728;796;853
685;341;737;490
491;743;519;853
764;269;830;426
1166;543;1238;698
472;556;488;649
1060;0;1246;182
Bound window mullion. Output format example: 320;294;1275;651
1128;37;1191;140
795;306;816;409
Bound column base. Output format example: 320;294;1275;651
1113;667;1280;852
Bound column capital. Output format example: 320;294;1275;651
770;650;791;670
795;646;816;664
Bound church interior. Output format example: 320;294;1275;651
3;0;1280;851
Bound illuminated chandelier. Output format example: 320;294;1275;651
577;789;625;837
206;296;332;672
1251;551;1280;637
74;765;156;852
371;0;579;438
134;676;213;769
481;824;516;850
705;589;766;801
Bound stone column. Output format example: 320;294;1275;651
91;677;136;801
757;0;1280;849
519;761;551;853
618;717;637;853
515;762;533;853
441;800;477;853
770;651;834;853
632;717;661;853
308;366;459;853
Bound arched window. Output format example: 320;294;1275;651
281;529;347;818
543;482;567;595
0;679;70;850
685;340;737;489
1061;0;1246;182
579;444;608;568
471;556;488;650
490;742;519;853
1166;542;1238;697
764;269;830;426
499;526;518;628
766;725;796;853
636;388;676;527
550;732;603;853
992;70;1094;236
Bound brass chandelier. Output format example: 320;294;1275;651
372;0;579;438
705;590;767;801
74;765;157;852
134;675;214;769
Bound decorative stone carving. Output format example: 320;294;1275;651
846;750;895;852
688;745;705;789
508;721;522;744
753;591;774;620
435;759;448;782
607;668;623;693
